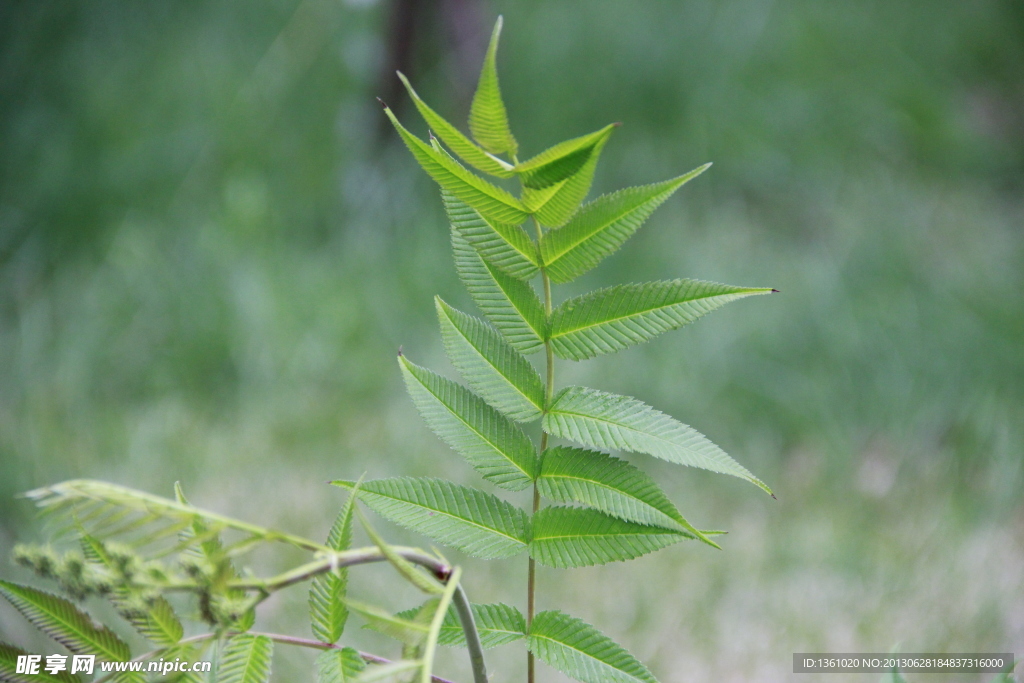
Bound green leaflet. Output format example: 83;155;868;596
398;355;537;490
530;131;612;228
80;536;184;647
382;106;527;225
398;602;526;649
468;16;517;157
348;599;431;647
442;188;538;280
358;507;444;595
397;72;514;178
218;634;273;683
549;279;774;360
420;566;462;683
540;166;710;282
0;580;130;662
449;200;546;354
537;446;716;547
543;386;772;494
528;610;659;683
1;641;82;683
530;506;685;568
317;648;366;683
333;478;530;560
514;124;618;190
309;485;358;643
436;298;545;422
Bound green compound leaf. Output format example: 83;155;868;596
398;355;537;490
382;105;527;225
437;298;545;422
537;446;716;547
449;199;545;355
80;535;184;647
333;478;530;560
1;641;83;683
540;166;710;283
317;647;366;683
397;72;514;178
218;634;273;683
529;506;685;568
469;16;517;157
543;386;772;495
514;124;618;190
0;580;130;662
443;187;538;280
310;484;359;643
549;279;774;361
528;610;659;683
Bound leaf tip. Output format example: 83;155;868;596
376;97;389;110
397;345;404;357
771;288;780;293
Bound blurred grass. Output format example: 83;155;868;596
1;0;1022;680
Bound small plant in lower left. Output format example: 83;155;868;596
1;479;491;683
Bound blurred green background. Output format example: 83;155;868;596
1;0;1022;680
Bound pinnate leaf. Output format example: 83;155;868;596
310;486;358;643
398;356;537;490
449;199;545;354
550;279;774;360
382;106;527;225
528;610;658;683
532;132;613;228
514;124;617;190
317;647;366;683
541;166;709;283
218;634;273;683
397;72;513;178
469;17;517;157
437;298;544;422
1;641;82;683
332;477;530;560
443;187;538;280
530;506;684;568
543;386;772;494
537;446;715;546
0;580;130;662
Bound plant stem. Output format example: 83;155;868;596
529;215;556;683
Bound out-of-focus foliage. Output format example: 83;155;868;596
1;0;1021;680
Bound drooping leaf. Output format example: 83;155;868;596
549;279;774;360
0;641;82;683
382;105;527;225
436;298;545;422
397;72;514;178
310;484;359;643
540;166;710;283
420;565;463;683
397;602;526;649
357;507;443;595
543;386;772;494
443;187;538;279
528;610;658;683
529;506;684;568
317;647;366;683
333;478;530;560
468;16;517;157
0;580;130;662
398;356;538;490
514;124;618;190
218;634;273;683
80;535;185;647
449;202;545;354
536;446;715;547
531;130;613;228
348;599;431;647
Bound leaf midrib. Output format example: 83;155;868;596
538;473;680;526
359;487;527;547
550;287;766;340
